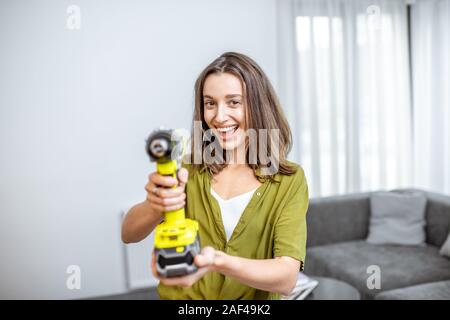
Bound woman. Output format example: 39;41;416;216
121;52;309;299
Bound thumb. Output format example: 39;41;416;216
177;168;189;187
194;246;216;268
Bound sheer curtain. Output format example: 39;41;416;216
411;0;450;194
278;0;413;197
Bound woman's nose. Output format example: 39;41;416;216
214;103;228;122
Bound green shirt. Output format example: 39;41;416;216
157;162;309;300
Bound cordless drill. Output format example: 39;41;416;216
145;129;200;278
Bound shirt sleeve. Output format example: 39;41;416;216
273;167;309;271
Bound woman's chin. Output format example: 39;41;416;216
220;140;246;153
217;140;233;150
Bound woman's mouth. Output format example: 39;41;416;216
216;125;239;141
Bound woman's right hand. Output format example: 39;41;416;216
144;168;188;216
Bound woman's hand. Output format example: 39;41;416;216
152;246;216;288
121;168;188;244
145;168;188;216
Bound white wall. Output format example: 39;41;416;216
0;0;278;299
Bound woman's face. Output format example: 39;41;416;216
203;72;247;152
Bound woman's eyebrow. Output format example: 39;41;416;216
203;94;242;99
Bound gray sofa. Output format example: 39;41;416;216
304;189;450;300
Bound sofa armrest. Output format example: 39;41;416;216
425;190;450;247
306;192;371;247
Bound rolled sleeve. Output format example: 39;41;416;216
273;169;309;270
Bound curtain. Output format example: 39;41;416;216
278;0;413;197
411;0;450;194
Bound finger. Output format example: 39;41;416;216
149;193;185;207
145;182;158;196
149;172;178;188
151;252;159;278
157;186;185;198
153;201;185;213
163;202;186;212
195;247;216;268
146;192;165;206
177;168;189;187
159;193;186;207
145;182;184;199
148;200;185;213
196;266;211;277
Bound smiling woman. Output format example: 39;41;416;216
202;73;247;162
122;52;309;300
190;52;297;179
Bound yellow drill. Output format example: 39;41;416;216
145;129;200;277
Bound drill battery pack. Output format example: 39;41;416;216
154;236;201;277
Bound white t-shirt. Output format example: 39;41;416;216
210;186;258;241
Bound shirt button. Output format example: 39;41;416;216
257;192;261;196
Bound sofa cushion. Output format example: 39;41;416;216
375;280;450;300
367;191;427;246
425;191;450;247
306;193;370;247
440;231;450;258
304;240;450;299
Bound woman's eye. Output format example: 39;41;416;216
230;100;241;106
205;101;215;108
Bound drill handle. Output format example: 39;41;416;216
155;160;186;224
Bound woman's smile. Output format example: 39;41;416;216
215;125;239;141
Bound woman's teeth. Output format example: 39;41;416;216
217;126;238;133
216;126;239;140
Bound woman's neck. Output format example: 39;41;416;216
224;163;249;172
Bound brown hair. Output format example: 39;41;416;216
189;52;297;180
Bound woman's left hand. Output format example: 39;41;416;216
152;246;216;288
